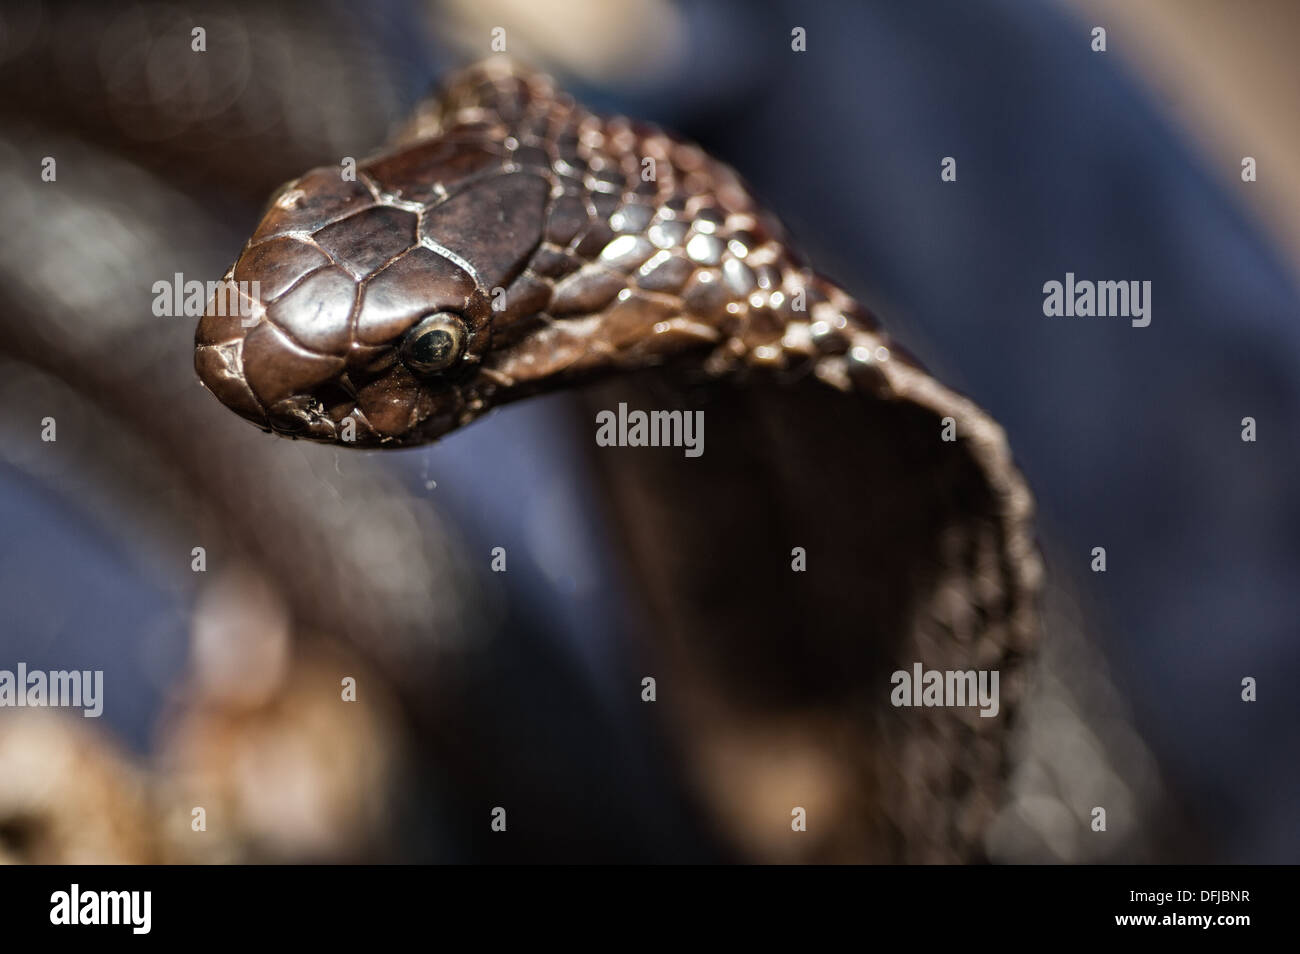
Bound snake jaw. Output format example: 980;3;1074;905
194;302;480;449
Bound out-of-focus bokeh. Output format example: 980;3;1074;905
0;0;1295;862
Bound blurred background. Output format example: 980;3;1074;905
0;0;1295;863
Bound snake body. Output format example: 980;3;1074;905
195;58;1040;861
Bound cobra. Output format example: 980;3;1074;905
193;57;1041;862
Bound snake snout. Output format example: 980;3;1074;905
194;277;354;440
194;290;270;431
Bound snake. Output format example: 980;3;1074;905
194;57;1041;861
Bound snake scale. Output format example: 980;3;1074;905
195;58;1041;862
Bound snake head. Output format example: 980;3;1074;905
195;60;582;448
192;144;523;448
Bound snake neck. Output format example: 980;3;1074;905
425;64;905;412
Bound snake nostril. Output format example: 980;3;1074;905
267;397;318;434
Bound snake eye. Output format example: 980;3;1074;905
401;312;467;376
